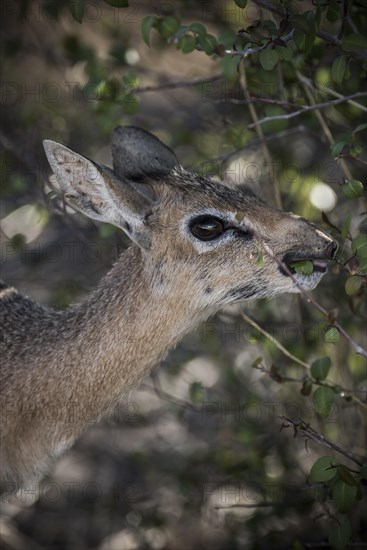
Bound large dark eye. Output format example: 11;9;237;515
190;216;225;241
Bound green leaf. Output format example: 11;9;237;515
310;456;338;482
234;0;247;7
328;520;351;550
311;357;331;381
333;479;357;513
337;465;359;487
121;93;140;115
325;327;339;344
352;234;367;273
103;0;129;6
141;15;156;46
263;19;277;37
68;0;85;23
349;144;362;157
252;357;263;368
289;260;314;275
189;23;207;36
313;386;335;417
352;234;367;258
259;49;279;70
342;33;367;52
326;0;339;22
221;56;239;84
95;79;121;100
159;15;181;39
198;33;217;55
341;211;351;240
300;378;313;396
291;15;312;34
218;29;237;49
331;56;346;84
293;30;305;50
331;140;348;157
342;179;364;199
189;382;203;403
353;122;367;135
180;34;196;53
345;275;363;296
303;14;316;53
276;44;293;61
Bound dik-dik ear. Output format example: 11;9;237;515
43;140;153;248
111;126;178;182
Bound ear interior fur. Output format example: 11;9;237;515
43;140;152;248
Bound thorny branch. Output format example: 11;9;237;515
279;416;365;467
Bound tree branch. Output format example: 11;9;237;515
255;362;367;411
280;416;365;467
224;30;294;56
241;311;310;368
296;72;354;181
193;125;321;170
247;92;367;129
134;73;223;94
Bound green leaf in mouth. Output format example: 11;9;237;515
288;259;314;275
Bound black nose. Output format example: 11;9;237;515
326;240;338;259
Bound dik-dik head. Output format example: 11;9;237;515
44;126;337;312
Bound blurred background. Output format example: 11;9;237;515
0;1;366;548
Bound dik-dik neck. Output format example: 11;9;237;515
59;245;199;414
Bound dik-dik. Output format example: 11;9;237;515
0;126;337;496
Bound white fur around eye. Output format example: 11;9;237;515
181;209;238;254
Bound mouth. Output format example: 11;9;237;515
279;253;329;288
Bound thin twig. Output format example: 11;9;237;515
247;92;367;129
215;501;294;509
306;78;367;113
280;416;365;467
212;97;297;107
340;154;367;167
193;125;317;170
239;60;282;208
141;378;199;411
224;30;294;56
296;72;353;184
134;73;223;94
255;363;367;410
241;311;310;368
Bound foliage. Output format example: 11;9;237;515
1;0;366;548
